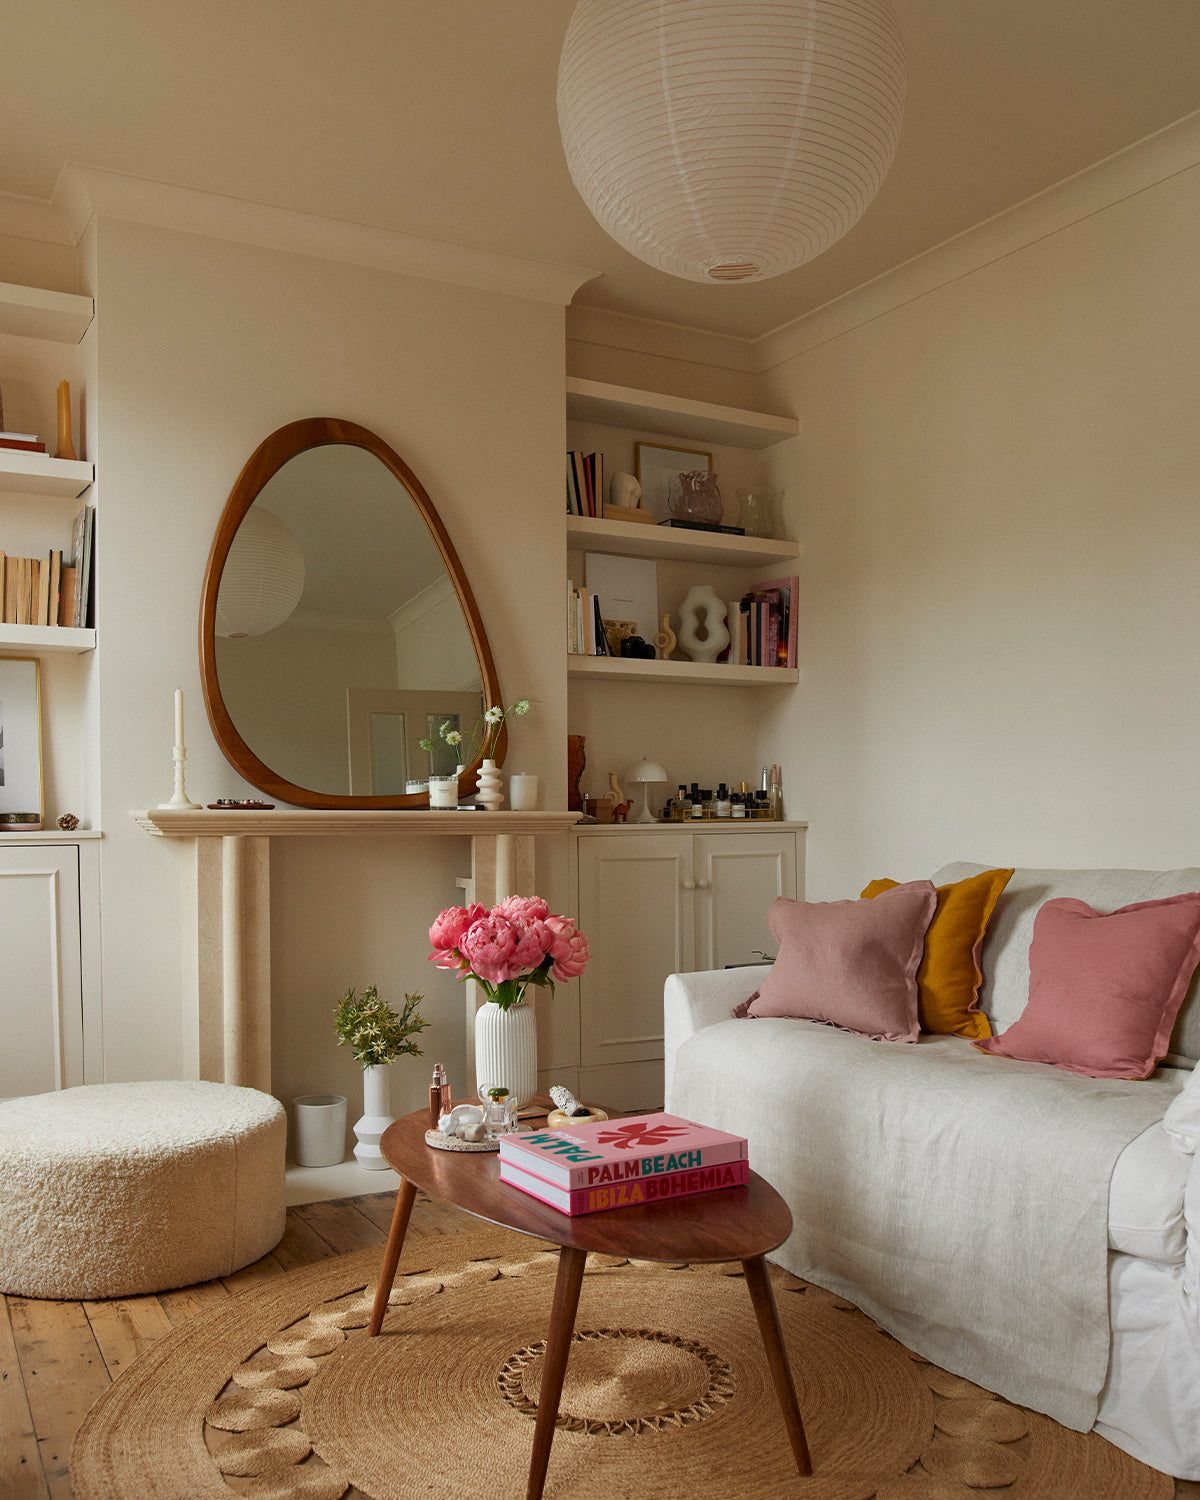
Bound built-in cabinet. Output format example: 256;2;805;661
0;834;101;1098
571;822;805;1110
0;283;101;1093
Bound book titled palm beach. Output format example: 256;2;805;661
497;1112;749;1216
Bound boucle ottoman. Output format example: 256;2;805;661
0;1081;286;1299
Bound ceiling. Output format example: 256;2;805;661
3;2;1200;342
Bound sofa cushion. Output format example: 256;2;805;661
934;864;1200;1063
862;867;1013;1039
973;892;1200;1079
1107;1120;1191;1263
735;881;937;1042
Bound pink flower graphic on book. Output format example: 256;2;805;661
595;1121;691;1151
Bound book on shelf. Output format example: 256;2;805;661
0;549;66;625
0;432;47;453
58;565;77;626
499;1154;750;1216
566;450;603;517
726;575;798;668
658;518;746;536
71;503;95;630
44;549;62;626
497;1111;748;1193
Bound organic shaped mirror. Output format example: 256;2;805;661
200;417;503;808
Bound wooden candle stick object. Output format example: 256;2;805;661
55;381;77;461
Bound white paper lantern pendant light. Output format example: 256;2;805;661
557;0;906;284
215;506;306;639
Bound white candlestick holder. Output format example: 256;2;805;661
157;745;201;811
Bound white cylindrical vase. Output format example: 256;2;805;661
353;1064;395;1171
474;999;537;1108
293;1093;348;1168
476;758;504;811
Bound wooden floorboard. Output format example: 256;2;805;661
0;1192;472;1500
2;1189;1193;1499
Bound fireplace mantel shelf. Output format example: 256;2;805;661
131;808;582;837
129;805;580;1093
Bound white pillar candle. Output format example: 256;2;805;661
509;773;539;811
175;688;184;749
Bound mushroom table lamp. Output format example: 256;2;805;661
625;757;669;824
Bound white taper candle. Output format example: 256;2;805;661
175;687;184;749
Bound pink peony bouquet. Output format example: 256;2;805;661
428;896;589;1011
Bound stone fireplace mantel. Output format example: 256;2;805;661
132;808;581;1092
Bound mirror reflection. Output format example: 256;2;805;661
201;420;500;808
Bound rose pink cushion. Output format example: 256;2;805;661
734;881;938;1042
973;892;1200;1079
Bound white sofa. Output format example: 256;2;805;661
664;863;1200;1480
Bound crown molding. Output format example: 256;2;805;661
51;163;598;307
565;303;758;373
0;189;76;246
755;107;1200;371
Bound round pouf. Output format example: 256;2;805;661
0;1081;286;1300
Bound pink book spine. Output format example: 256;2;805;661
501;1157;751;1216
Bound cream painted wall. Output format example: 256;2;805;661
81;217;575;1120
760;150;1200;899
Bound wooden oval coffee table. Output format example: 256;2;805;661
369;1108;811;1500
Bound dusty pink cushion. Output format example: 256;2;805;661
973;892;1200;1079
735;881;937;1042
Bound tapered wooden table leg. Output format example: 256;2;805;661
742;1254;811;1474
368;1178;418;1336
526;1244;587;1500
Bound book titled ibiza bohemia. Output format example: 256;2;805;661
499;1153;751;1216
496;1112;748;1193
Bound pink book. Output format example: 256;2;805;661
500;1154;751;1216
497;1111;748;1192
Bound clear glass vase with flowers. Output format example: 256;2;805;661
428;896;589;1106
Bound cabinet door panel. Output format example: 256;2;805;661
696;832;797;970
0;845;83;1098
577;834;692;1067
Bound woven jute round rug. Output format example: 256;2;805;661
71;1223;1171;1500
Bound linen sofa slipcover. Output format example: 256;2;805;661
664;864;1200;1480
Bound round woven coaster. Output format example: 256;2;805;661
69;1224;1175;1500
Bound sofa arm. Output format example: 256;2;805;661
663;966;770;1108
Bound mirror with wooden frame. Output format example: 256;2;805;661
199;417;503;808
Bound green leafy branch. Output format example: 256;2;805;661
334;985;429;1069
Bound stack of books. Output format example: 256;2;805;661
726;575;798;668
498;1111;749;1216
566;450;604;516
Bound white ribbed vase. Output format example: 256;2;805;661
474;999;537;1107
476;758;504;811
353;1064;395;1171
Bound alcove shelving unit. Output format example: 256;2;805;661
565;377;801;686
0;280;97;657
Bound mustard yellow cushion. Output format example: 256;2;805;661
861;868;1014;1038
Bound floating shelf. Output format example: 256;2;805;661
0;281;94;343
566;514;799;567
568;654;797;686
0;624;95;655
0;452;94;497
566;377;798;450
